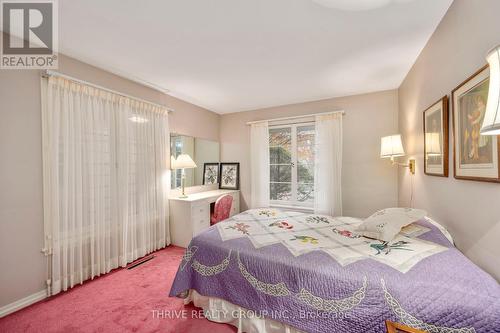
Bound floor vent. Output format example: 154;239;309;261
127;255;155;270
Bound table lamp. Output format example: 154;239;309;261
172;154;197;198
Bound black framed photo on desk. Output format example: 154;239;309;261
219;163;240;190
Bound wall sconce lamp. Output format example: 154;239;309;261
425;132;442;158
481;45;500;135
380;134;415;174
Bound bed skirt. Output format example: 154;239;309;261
185;290;304;333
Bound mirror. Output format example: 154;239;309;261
170;134;220;189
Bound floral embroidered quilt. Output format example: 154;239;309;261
218;209;444;273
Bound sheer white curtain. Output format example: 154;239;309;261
314;113;342;216
116;101;170;265
41;76;170;295
250;121;270;208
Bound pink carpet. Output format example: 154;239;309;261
0;246;237;333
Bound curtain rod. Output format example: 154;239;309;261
246;110;345;125
41;70;174;113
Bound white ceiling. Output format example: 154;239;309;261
59;0;453;114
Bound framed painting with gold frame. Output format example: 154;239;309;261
423;96;449;177
452;65;500;183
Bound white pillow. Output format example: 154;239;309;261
355;208;427;242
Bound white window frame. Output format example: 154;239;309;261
171;136;183;189
269;122;315;209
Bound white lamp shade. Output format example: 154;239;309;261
172;154;197;169
380;134;405;158
425;132;441;155
170;155;176;169
481;45;500;135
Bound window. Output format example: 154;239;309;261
170;136;183;188
269;123;315;207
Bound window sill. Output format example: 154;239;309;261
270;204;314;213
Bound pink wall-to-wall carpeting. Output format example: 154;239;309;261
0;246;236;333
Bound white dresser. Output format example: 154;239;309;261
169;189;240;248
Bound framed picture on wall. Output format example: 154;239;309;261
203;163;219;185
423;96;449;177
452;65;500;182
219;163;240;190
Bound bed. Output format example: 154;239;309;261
169;208;500;333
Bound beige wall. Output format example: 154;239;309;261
0;49;220;307
194;139;220;185
220;90;400;217
398;0;500;281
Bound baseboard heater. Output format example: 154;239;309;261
126;255;155;270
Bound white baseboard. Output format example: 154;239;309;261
0;290;47;318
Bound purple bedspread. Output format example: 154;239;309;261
169;210;500;333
